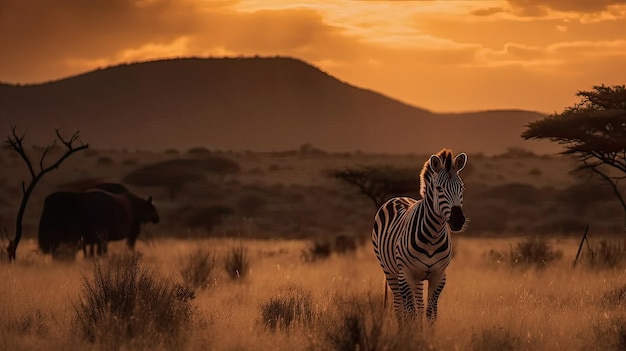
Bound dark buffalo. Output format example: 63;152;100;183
38;184;159;258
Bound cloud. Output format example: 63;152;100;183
470;7;507;16
0;0;368;83
0;0;205;82
506;0;626;15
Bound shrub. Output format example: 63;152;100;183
317;292;419;351
334;235;358;254
259;285;314;331
73;253;195;349
164;148;180;155
528;168;542;176
592;313;626;350
471;326;523;351
224;242;250;280
509;237;563;269
582;239;626;269
602;284;626;306
301;239;333;263
180;249;218;289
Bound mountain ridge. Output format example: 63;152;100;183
0;56;557;155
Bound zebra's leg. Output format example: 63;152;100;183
415;280;425;321
426;273;447;324
397;270;416;323
384;273;404;322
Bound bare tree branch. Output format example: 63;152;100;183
4;126;89;261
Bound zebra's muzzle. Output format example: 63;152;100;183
449;206;465;231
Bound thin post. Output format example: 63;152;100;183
573;224;590;267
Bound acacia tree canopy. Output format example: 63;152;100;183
329;165;419;209
521;84;626;230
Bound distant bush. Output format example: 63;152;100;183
483;183;543;206
74;254;195;349
496;147;538;159
122;158;138;166
486;237;562;269
259;284;314;332
237;194;268;217
334;235;358;254
180;249;218;289
185;206;234;233
224;242;250;280
187;146;211;155
123;157;241;197
301;239;333;263
164;148;180;155
534;215;588;234
528;168;542;176
83;149;100;157
558;181;615;215
582;239;626;269
96;156;114;166
123;157;243;199
463;205;509;234
299;143;327;156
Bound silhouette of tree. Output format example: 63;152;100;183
4;125;88;261
328;165;419;209
522;84;626;231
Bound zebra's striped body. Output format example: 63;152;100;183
372;149;467;324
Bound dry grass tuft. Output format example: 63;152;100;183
180;248;218;289
224;241;250;280
73;253;196;349
259;284;314;332
471;326;523;351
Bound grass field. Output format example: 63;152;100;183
1;145;626;350
2;235;626;351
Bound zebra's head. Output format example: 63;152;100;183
420;149;468;232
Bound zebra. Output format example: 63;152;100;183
372;148;467;325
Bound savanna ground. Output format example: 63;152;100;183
1;144;626;350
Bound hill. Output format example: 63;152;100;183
0;56;557;155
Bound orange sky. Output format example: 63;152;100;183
1;0;626;113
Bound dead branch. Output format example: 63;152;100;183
4;125;89;261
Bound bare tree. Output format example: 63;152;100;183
4;125;88;261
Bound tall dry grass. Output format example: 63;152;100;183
1;236;625;350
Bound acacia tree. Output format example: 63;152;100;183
4;125;88;261
521;84;626;231
328;165;420;209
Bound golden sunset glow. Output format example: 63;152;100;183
1;0;626;112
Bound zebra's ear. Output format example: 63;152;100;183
455;153;467;173
429;154;443;172
147;196;153;204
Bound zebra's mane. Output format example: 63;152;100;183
419;148;454;197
